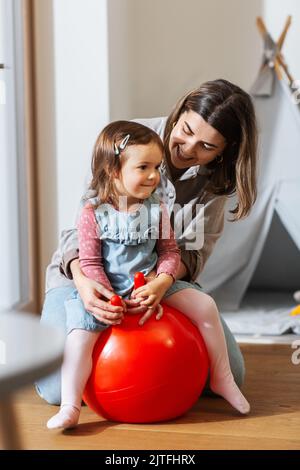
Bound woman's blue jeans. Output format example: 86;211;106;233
35;286;245;405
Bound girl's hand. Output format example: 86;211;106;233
124;299;149;316
74;273;125;326
124;270;157;317
131;274;173;325
144;270;157;283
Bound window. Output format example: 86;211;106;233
0;0;38;311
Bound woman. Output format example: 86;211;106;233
37;79;257;405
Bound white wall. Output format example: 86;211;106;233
109;0;263;119
263;0;300;81
34;0;110;295
53;0;110;234
108;0;300;120
107;0;132;120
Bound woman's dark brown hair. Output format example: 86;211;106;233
164;79;258;220
89;120;164;207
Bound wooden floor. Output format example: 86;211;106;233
9;344;300;450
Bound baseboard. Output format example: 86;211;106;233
235;333;300;345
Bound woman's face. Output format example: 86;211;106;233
169;110;227;169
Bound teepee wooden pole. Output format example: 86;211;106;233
256;16;294;84
274;60;283;81
256;17;267;38
256;17;282;81
276;16;294;84
277;53;294;85
277;16;292;51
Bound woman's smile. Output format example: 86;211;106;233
176;146;194;163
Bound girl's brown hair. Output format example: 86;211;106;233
89;120;164;207
164;79;258;220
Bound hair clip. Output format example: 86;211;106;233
114;134;130;156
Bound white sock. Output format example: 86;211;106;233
47;329;100;430
47;404;81;430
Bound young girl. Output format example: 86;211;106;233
47;121;250;429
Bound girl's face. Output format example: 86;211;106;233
114;142;162;205
169;110;227;169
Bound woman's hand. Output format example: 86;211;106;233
131;273;173;325
71;259;125;326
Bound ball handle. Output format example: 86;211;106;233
134;272;146;289
110;295;123;307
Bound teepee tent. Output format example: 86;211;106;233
199;17;300;335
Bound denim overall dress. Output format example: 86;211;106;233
64;193;162;334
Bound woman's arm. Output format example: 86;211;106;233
58;231;79;280
178;195;227;281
